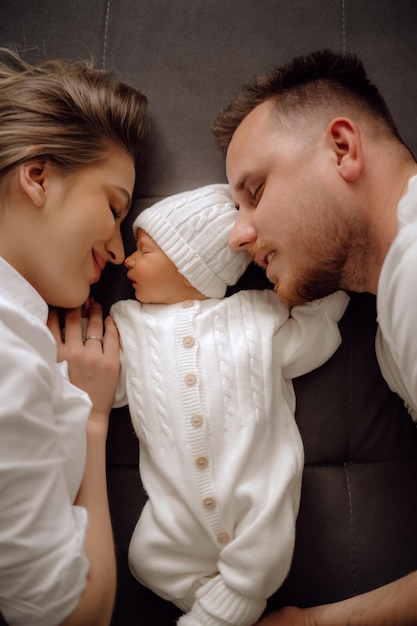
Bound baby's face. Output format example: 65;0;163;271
124;229;196;304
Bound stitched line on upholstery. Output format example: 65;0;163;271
344;462;357;596
102;0;112;68
304;459;417;468
341;0;346;52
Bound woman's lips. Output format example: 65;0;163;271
92;250;105;282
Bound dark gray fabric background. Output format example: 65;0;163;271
1;2;417;624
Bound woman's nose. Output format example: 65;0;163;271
106;230;125;265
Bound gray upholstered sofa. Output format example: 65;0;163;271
2;2;417;624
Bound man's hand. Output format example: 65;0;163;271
256;606;315;626
255;571;417;626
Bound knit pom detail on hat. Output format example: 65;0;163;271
133;184;250;298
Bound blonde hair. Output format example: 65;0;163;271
0;48;150;177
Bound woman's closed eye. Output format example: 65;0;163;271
110;205;122;220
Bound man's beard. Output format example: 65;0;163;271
269;261;344;307
251;207;371;308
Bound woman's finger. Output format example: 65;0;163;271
62;306;84;344
102;316;120;356
84;301;105;348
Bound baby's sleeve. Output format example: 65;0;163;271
277;290;350;379
113;348;128;408
110;301;128;408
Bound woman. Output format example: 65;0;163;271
0;49;150;626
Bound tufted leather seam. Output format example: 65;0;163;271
102;0;112;68
304;459;417;468
341;0;346;52
347;304;353;458
344;462;358;597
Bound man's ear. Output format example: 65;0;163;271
327;117;363;182
18;159;48;207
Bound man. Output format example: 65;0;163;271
213;49;417;625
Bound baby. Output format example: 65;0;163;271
111;184;349;626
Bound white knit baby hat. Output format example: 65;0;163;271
133;183;250;298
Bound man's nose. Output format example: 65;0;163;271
228;213;257;251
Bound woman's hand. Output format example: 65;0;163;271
48;299;119;625
47;300;120;419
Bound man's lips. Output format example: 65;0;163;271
251;248;277;284
252;249;276;270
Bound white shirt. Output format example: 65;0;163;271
0;257;90;626
376;174;417;420
112;289;349;625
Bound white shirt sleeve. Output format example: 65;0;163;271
0;312;90;626
376;222;417;419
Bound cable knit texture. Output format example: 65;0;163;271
177;576;266;626
111;289;349;624
133;184;250;298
